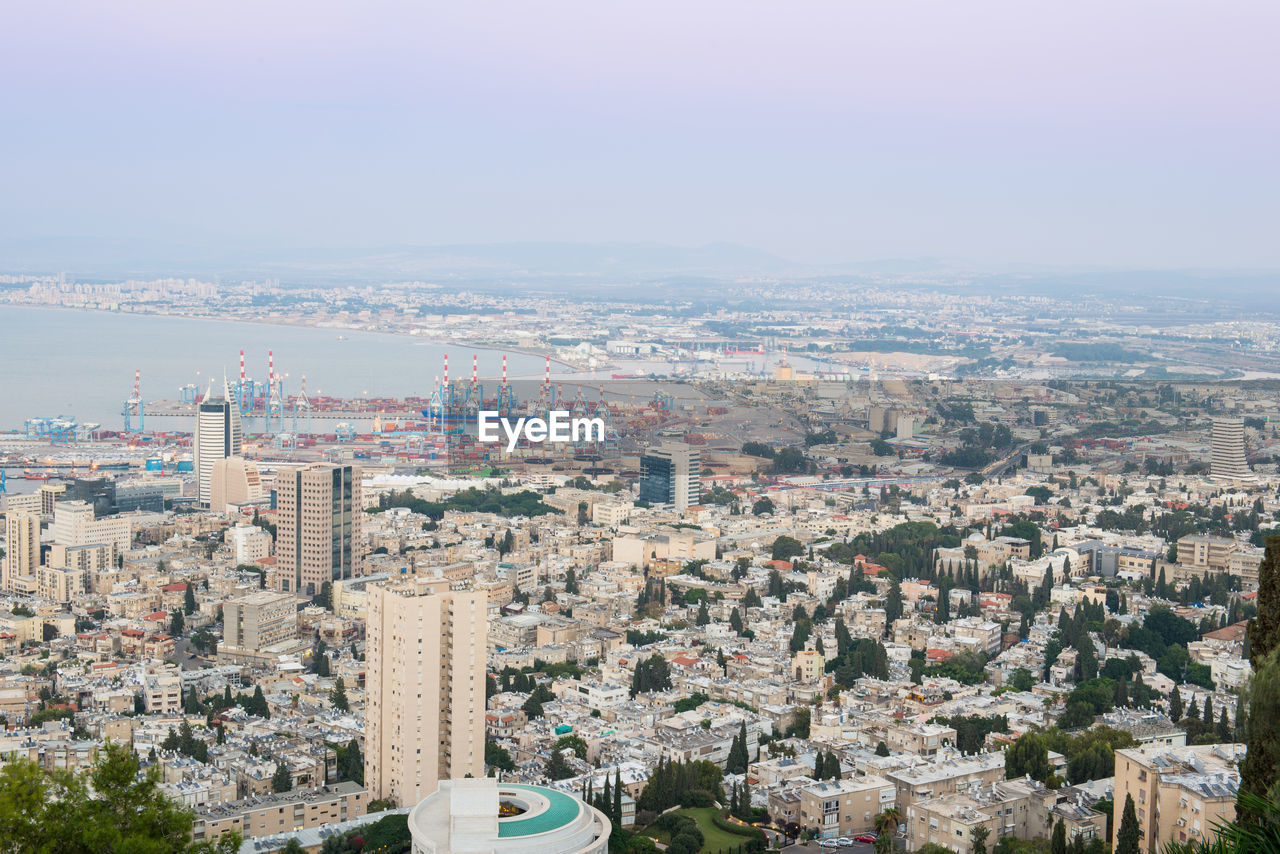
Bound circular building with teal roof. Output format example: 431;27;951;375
409;778;610;854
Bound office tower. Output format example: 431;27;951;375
1210;417;1251;480
114;482;166;514
68;477;116;517
3;512;40;592
274;463;362;597
210;456;264;513
194;381;243;506
639;442;701;510
365;576;487;806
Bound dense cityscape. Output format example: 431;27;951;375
3;2;1278;854
1;275;1278;854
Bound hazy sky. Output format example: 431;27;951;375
2;1;1277;270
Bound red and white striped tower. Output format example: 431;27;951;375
239;349;245;385
442;353;450;419
502;354;508;386
265;349;284;431
124;368;144;431
544;355;551;389
472;354;478;385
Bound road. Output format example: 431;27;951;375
981;441;1034;479
781;841;876;854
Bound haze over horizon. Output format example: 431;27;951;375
3;1;1278;275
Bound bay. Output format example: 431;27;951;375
0;306;550;430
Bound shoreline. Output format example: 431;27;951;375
0;302;585;376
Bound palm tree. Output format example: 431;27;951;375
875;807;903;854
875;807;903;836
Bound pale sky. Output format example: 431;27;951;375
1;1;1277;270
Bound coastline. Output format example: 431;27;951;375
0;302;585;375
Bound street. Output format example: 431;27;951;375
781;840;876;854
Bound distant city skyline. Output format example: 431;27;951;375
2;1;1277;272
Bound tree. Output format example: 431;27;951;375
874;808;903;849
753;497;775;516
875;741;890;757
972;824;990;854
695;598;709;626
546;749;573;781
726;722;749;774
184;583;197;615
271;759;292;792
330;677;349;712
1051;818;1067;854
485;740;515;772
771;535;804;561
280;839;306;854
630;653;672;698
244;685;270;719
1249;536;1280;667
1005;732;1052;783
522;694;544;718
169;609;185;636
1169;687;1183;722
565;567;579;595
1010;667;1035;692
729;607;744;635
885;577;904;625
613;766;623;822
31;741;244;854
1116;794;1140;854
1240;647;1280;820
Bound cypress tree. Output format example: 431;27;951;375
1239;648;1280;822
1247;536;1280;667
1116;794;1140;854
1052;819;1067;854
330;677;349;712
272;759;292;793
727;723;749;774
1169;687;1183;721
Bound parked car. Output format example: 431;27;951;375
820;840;842;849
855;833;879;843
836;838;854;846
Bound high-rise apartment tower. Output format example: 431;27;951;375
2;512;40;592
365;576;487;806
1210;417;1251;481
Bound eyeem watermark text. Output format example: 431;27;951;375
478;410;605;452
